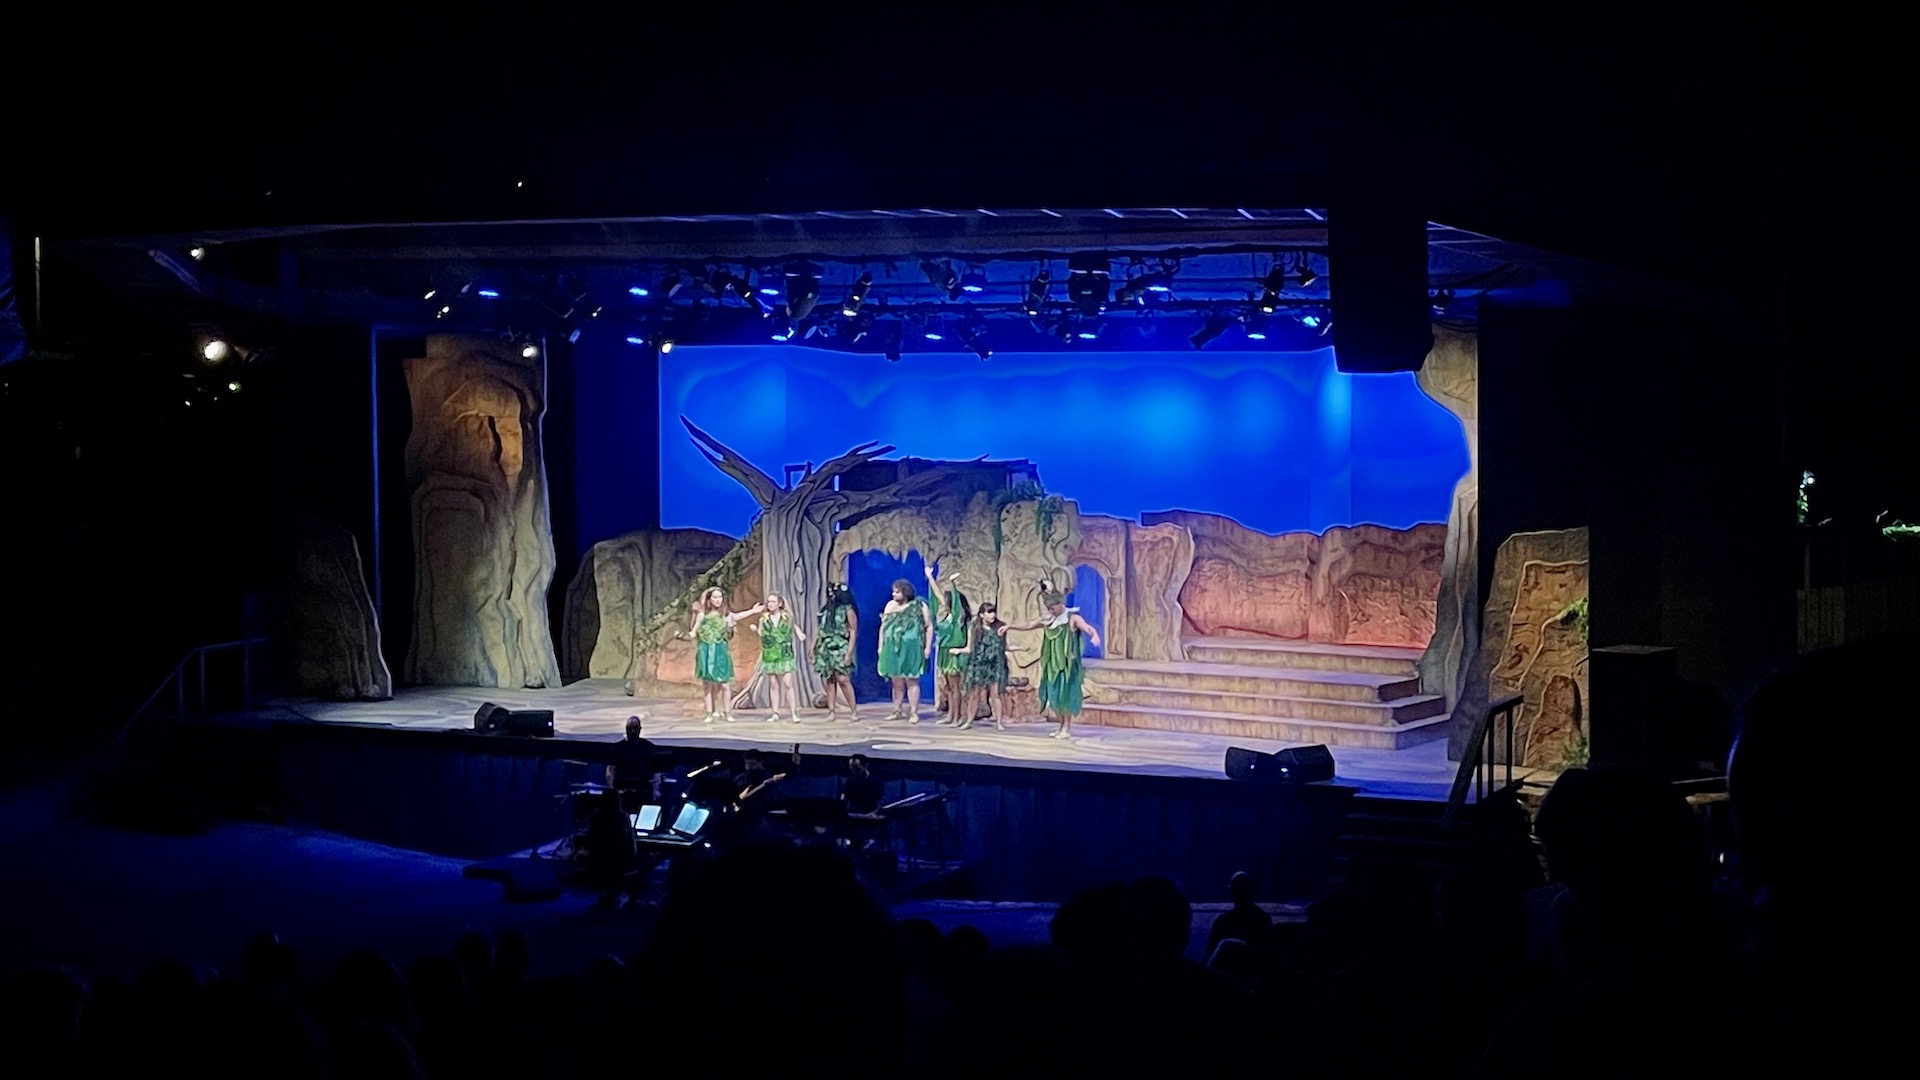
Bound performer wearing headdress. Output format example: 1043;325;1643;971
812;582;861;720
1007;579;1101;739
877;578;935;722
925;561;973;726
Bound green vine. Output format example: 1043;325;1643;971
989;480;1047;555
1034;494;1066;546
630;533;760;662
1555;596;1590;642
1559;730;1591;769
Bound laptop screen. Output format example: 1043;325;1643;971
630;805;663;832
671;803;710;836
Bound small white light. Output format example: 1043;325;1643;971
201;339;230;363
188;246;206;261
520;343;539;359
227;381;242;393
424;289;437;300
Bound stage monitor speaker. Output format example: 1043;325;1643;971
500;709;555;738
474;702;510;733
1327;201;1434;374
1225;744;1336;783
1589;645;1679;773
1270;744;1337;783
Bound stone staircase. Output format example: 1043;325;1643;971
1080;636;1450;750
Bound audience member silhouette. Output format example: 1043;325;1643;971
1205;870;1273;957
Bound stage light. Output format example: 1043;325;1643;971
920;260;963;301
923;318;945;342
227;380;242;393
629;285;650;297
662;271;689;299
477;288;501;299
770;314;795;341
1115;271;1174;306
1430;288;1456;314
1257;267;1287;314
1067;254;1110;317
1300;313;1321;329
784;264;821;322
437;305;452;318
188;246;206;261
520;342;539;359
961;323;992;360
1295;256;1318;289
659;338;675;354
1022;269;1051;316
201;339;230;363
1189;313;1240;349
1244;314;1271;340
960;269;988;294
423;288;437;300
568;328;583;344
842;272;873;317
626;335;646;346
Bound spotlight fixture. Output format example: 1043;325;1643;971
662;270;689;299
1022;269;1051;316
842;272;873;317
1116;270;1175;306
1067;254;1111;317
1430;288;1456;313
712;271;766;315
1189;313;1240;349
769;313;795;341
626;335;647;346
922;317;946;342
477;288;501;299
201;339;231;363
628;285;650;297
784;263;822;322
961;322;992;361
521;342;540;359
1244;314;1271;340
658;337;675;354
424;288;438;301
188;246;206;261
920;260;963;301
960;268;988;294
1257;266;1288;313
1295;255;1318;289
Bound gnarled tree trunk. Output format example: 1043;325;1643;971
682;418;978;709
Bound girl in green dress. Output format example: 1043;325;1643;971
877;578;934;722
1007;580;1101;739
925;562;972;725
687;587;764;724
949;602;1025;731
745;593;807;724
813;582;861;720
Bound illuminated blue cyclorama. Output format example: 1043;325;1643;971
658;345;1468;538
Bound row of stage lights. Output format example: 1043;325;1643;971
417;251;1349;360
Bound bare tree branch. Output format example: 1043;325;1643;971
791;441;894;504
682;416;780;508
829;463;974;519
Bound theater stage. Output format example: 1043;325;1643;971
283;677;1537;803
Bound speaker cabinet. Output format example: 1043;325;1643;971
1225;743;1337;783
1328;202;1434;374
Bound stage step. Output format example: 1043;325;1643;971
1078;703;1451;750
1183;637;1425;676
1085;683;1446;725
1085;659;1424;702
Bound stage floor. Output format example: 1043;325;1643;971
284;679;1548;802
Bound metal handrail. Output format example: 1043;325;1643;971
111;638;269;754
1441;692;1525;829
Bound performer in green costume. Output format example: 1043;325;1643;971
925;562;972;725
877;578;934;722
813;582;860;720
745;593;807;723
688;587;764;724
950;601;1025;731
1008;580;1101;739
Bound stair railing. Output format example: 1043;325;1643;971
1441;692;1525;829
110;638;269;758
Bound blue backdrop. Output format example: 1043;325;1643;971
658;346;1467;538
